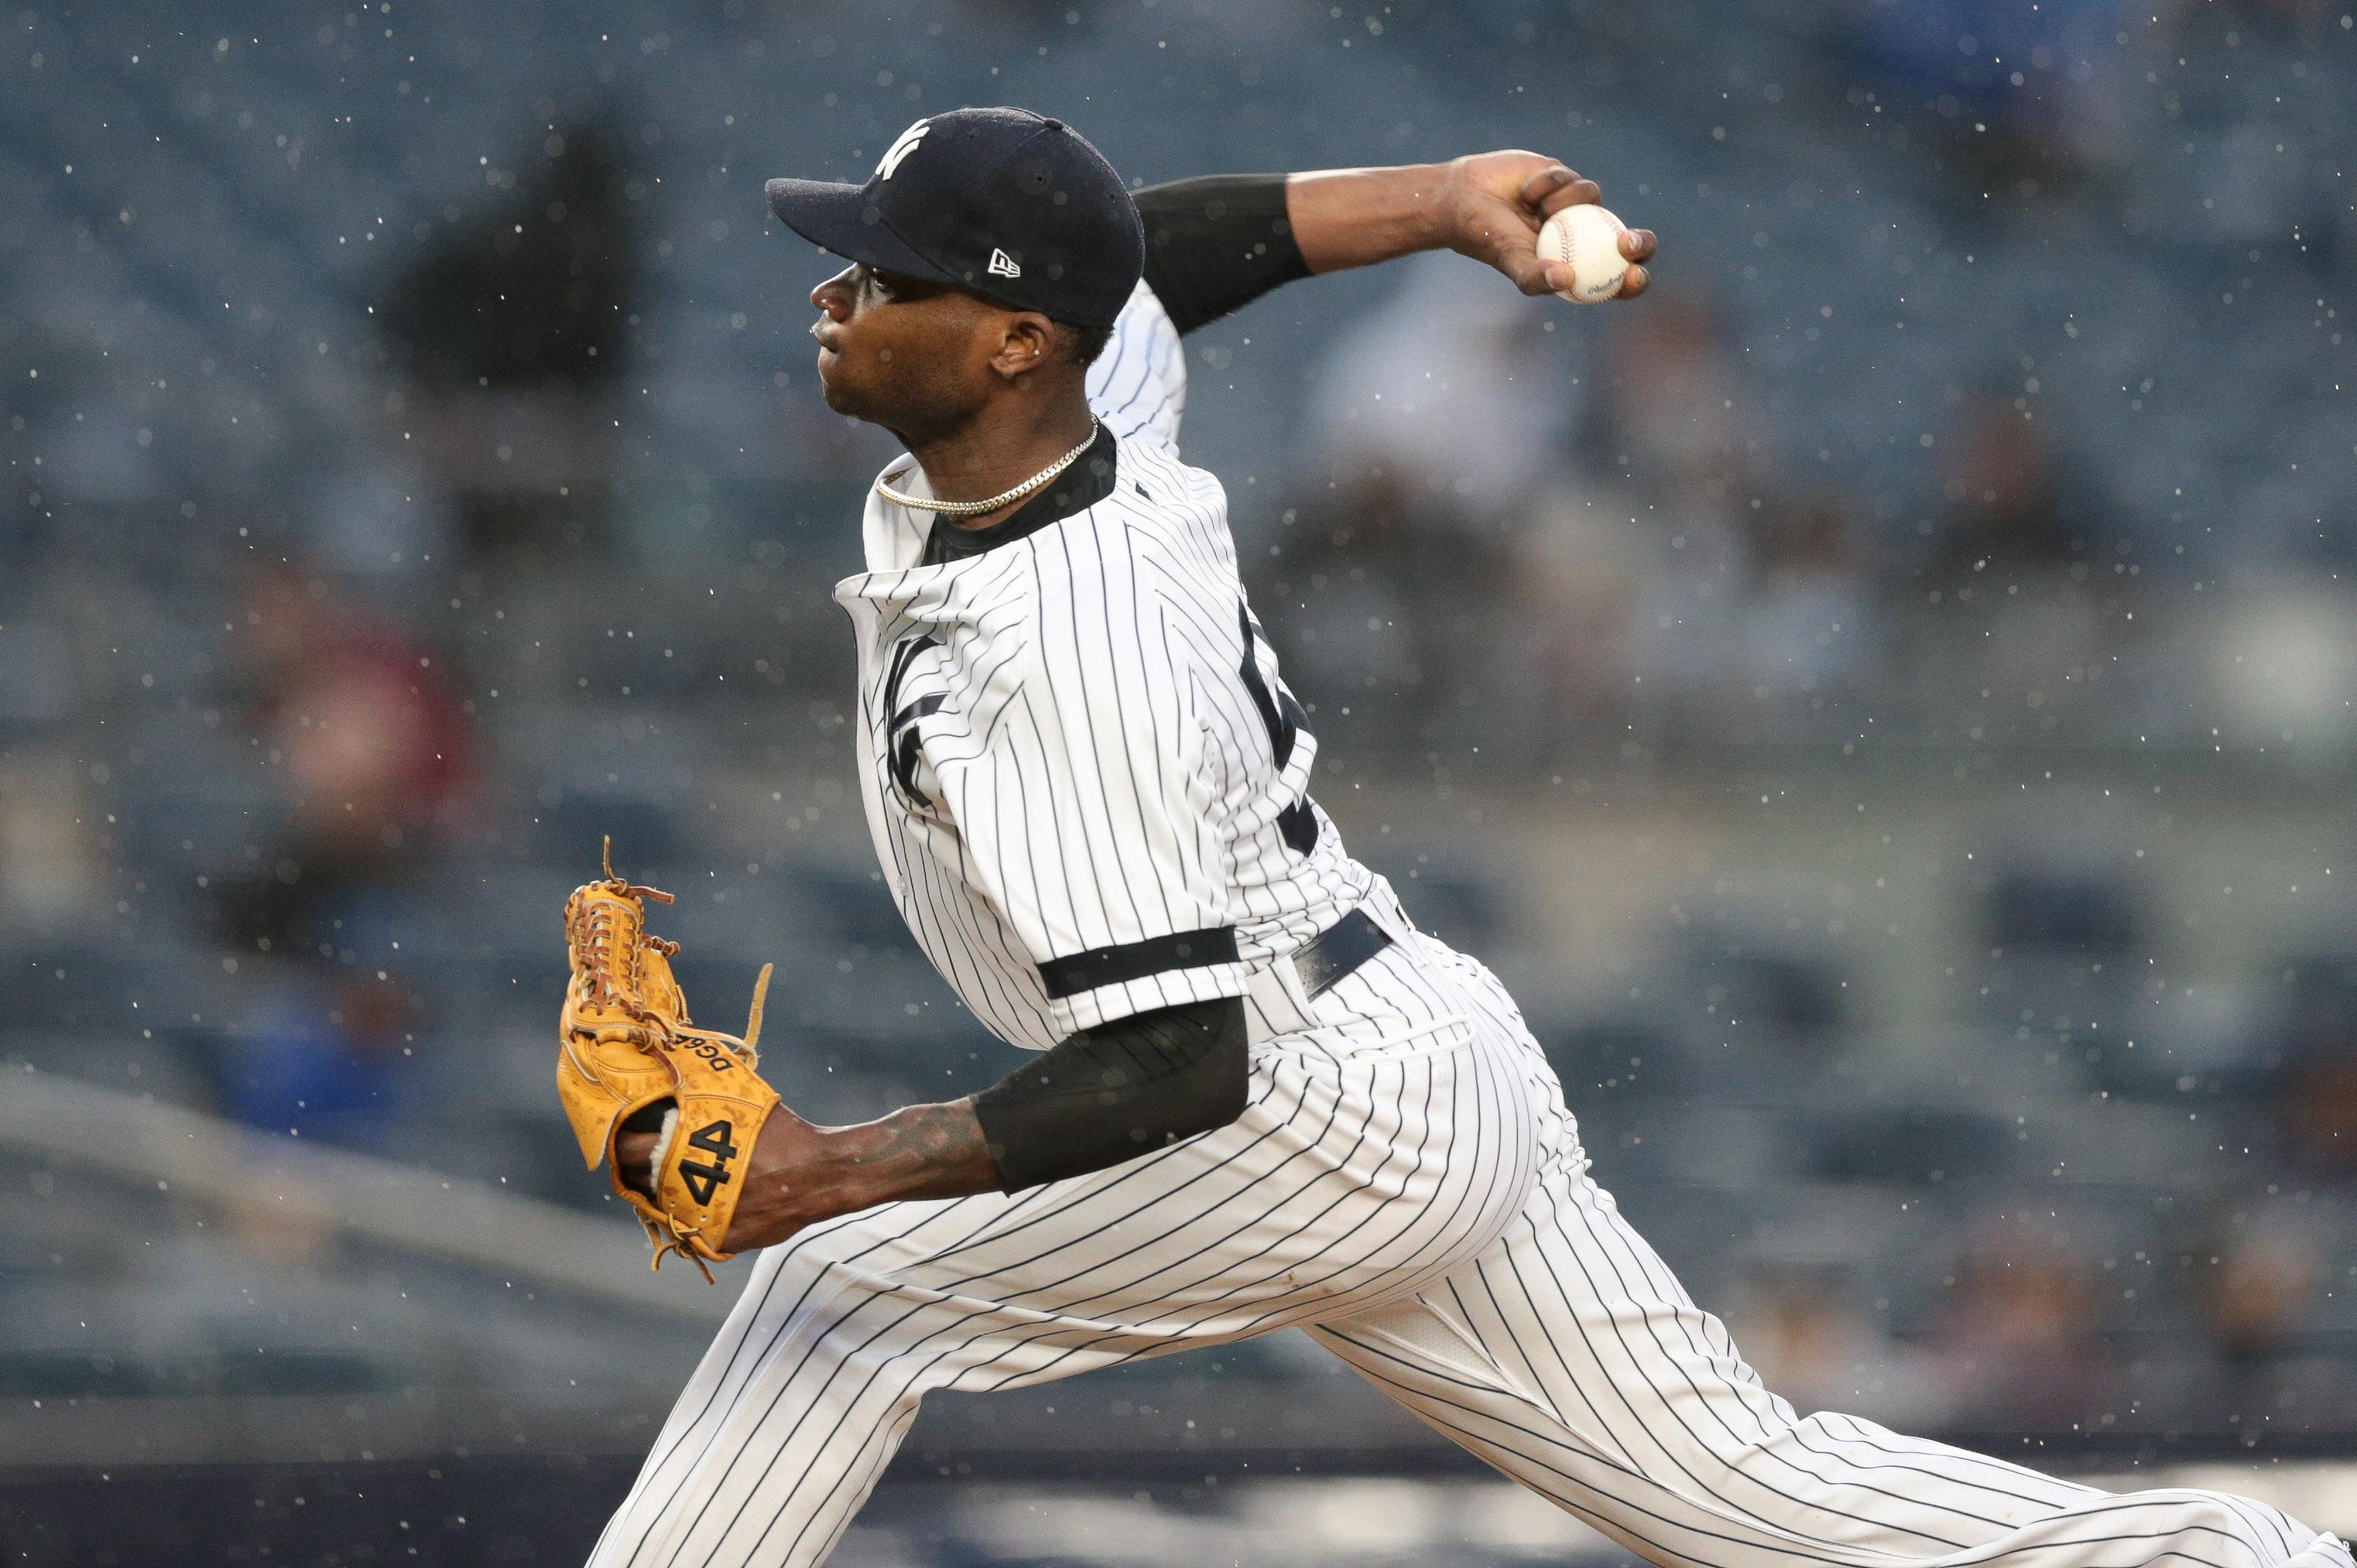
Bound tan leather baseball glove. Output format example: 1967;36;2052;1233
558;839;778;1279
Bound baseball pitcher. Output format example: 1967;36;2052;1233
558;108;2349;1568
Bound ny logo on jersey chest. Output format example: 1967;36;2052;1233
881;632;946;809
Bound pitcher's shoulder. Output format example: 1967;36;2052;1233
1046;442;1241;631
1106;435;1230;540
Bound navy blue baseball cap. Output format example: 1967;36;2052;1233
766;107;1144;331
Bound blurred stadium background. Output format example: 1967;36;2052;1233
4;0;2357;1561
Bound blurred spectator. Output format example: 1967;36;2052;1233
1911;393;2123;723
1920;1234;2120;1431
1725;1261;1957;1432
377;121;641;571
1733;492;1877;707
1930;393;2114;581
1573;291;1866;743
1600;486;1879;747
230;562;475;954
381;121;636;397
2199;1227;2315;1366
1514;480;1646;745
1299;252;1584;518
2180;1217;2337;1432
225;960;414;1153
1582;292;1761;509
1281;254;1586;728
0;747;95;935
2276;972;2357;1178
1840;0;2113;197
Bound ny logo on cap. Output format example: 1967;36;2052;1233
987;248;1021;279
874;119;929;182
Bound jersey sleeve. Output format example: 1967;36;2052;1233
1086;280;1187;454
930;542;1242;1037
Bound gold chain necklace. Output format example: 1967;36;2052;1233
874;424;1100;518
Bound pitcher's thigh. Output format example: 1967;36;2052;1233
857;1045;1529;1346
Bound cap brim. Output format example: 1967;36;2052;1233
764;177;953;283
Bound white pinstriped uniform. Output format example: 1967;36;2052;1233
590;287;2351;1568
1085;279;1188;449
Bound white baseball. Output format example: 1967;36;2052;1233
1536;203;1629;304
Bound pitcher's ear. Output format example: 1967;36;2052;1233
989;311;1055;381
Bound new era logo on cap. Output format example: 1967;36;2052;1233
987;248;1021;279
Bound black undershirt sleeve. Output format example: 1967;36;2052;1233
970;997;1249;1192
1135;175;1312;336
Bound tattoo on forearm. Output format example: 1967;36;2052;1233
845;1100;999;1201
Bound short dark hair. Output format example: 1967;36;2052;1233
1060;320;1114;369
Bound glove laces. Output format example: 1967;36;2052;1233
573;837;771;1066
569;836;679;1029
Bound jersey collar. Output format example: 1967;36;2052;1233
918;422;1118;566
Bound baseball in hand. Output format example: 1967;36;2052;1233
1536;204;1629;304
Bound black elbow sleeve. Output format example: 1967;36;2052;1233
972;997;1249;1192
1135;175;1310;335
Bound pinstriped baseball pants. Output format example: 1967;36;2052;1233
589;929;2352;1568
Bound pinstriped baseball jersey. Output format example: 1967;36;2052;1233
834;381;1371;1050
1085;280;1187;449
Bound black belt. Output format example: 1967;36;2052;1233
1293;908;1392;998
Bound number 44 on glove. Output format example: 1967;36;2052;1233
558;839;781;1279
